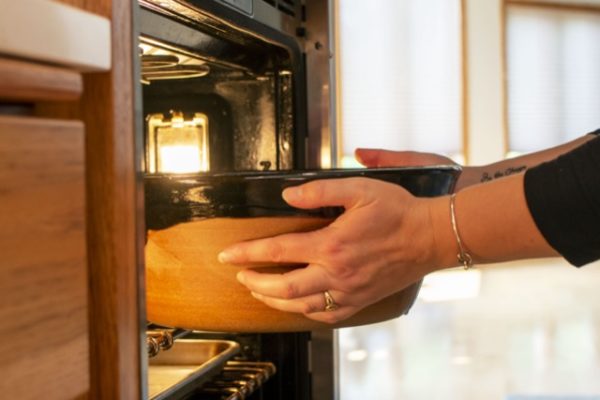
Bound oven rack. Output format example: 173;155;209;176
188;361;277;400
146;326;277;400
147;327;193;358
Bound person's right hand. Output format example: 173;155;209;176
355;148;473;191
219;177;457;324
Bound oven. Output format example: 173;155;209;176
136;1;337;399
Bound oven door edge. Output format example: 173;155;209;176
305;0;338;170
305;4;339;400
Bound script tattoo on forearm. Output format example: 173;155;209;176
480;165;527;183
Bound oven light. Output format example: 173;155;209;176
158;145;202;173
146;111;210;173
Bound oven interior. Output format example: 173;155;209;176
138;1;324;399
139;0;305;175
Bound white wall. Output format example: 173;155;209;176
463;0;507;165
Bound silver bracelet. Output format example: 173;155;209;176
449;193;473;270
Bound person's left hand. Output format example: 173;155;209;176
218;177;452;324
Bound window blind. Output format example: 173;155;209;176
507;6;600;153
338;0;463;166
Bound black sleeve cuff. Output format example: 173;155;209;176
524;134;600;267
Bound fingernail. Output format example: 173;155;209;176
354;150;365;164
218;250;233;263
236;271;246;284
355;149;374;165
282;186;302;202
251;291;262;300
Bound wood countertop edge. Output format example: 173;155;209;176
0;0;111;71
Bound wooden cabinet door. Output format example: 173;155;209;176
0;115;89;399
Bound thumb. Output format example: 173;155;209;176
355;148;451;168
355;148;418;167
354;148;381;166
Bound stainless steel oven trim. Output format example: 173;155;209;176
304;0;337;169
304;0;339;398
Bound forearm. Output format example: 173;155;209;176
430;173;558;270
457;134;597;190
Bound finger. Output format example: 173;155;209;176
282;178;375;210
355;148;394;167
250;289;347;315
237;264;331;299
219;230;324;264
355;148;437;168
305;306;361;324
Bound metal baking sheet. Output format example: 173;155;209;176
148;339;240;400
220;0;253;15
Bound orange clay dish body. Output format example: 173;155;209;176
146;216;423;332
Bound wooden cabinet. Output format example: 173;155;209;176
0;1;142;399
0;51;89;400
0;56;89;399
0;115;88;399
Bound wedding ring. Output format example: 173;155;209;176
323;290;339;312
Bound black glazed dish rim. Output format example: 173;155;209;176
144;165;461;181
144;166;462;230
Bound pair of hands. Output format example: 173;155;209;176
218;149;461;324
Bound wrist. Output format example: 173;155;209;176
454;165;481;191
425;195;461;272
449;193;474;269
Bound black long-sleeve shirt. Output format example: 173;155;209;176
524;129;600;266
